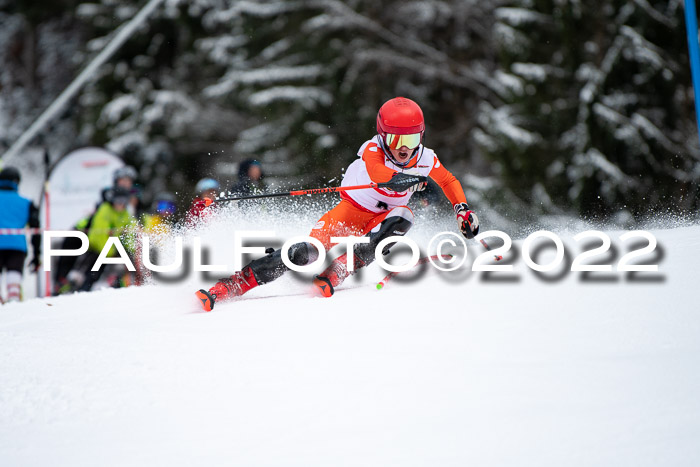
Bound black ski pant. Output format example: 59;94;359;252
247;207;414;284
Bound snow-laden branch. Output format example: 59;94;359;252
204;65;325;98
247;86;332;110
204;0;308;28
339;48;487;95
303;0;496;98
225;66;324;86
478;103;542;147
620;26;680;73
494;7;552;26
632;0;677;29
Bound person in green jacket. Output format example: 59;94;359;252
79;186;136;291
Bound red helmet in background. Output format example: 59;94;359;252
376;97;425;154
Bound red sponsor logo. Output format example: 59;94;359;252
82;160;111;168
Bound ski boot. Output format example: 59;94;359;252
312;253;363;298
195;266;259;311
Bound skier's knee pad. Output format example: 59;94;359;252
370;207;414;241
286;241;319;266
386;206;414;226
355;207;414;264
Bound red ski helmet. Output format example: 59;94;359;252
376;97;425;152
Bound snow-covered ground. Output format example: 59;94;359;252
1;219;699;466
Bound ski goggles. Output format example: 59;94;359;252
156;200;176;215
385;132;422;150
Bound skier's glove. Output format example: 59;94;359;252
383;173;428;193
455;203;479;239
29;256;40;272
408;180;428;192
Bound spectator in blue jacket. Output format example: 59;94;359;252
0;167;40;303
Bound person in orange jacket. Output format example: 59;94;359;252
196;97;480;311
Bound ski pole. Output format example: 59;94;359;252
376;254;452;290
205;182;381;206
204;178;427;205
479;238;503;261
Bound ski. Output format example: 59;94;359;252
197;254;453;311
195;283;366;312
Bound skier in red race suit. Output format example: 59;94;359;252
195;97;480;311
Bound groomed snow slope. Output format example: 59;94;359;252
1;225;699;467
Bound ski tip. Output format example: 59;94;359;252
312;275;334;298
376;282;384;290
195;289;214;312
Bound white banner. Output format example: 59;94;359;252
44;147;124;230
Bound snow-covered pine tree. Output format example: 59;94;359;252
72;0;252;197
198;0;499;183
477;0;700;219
